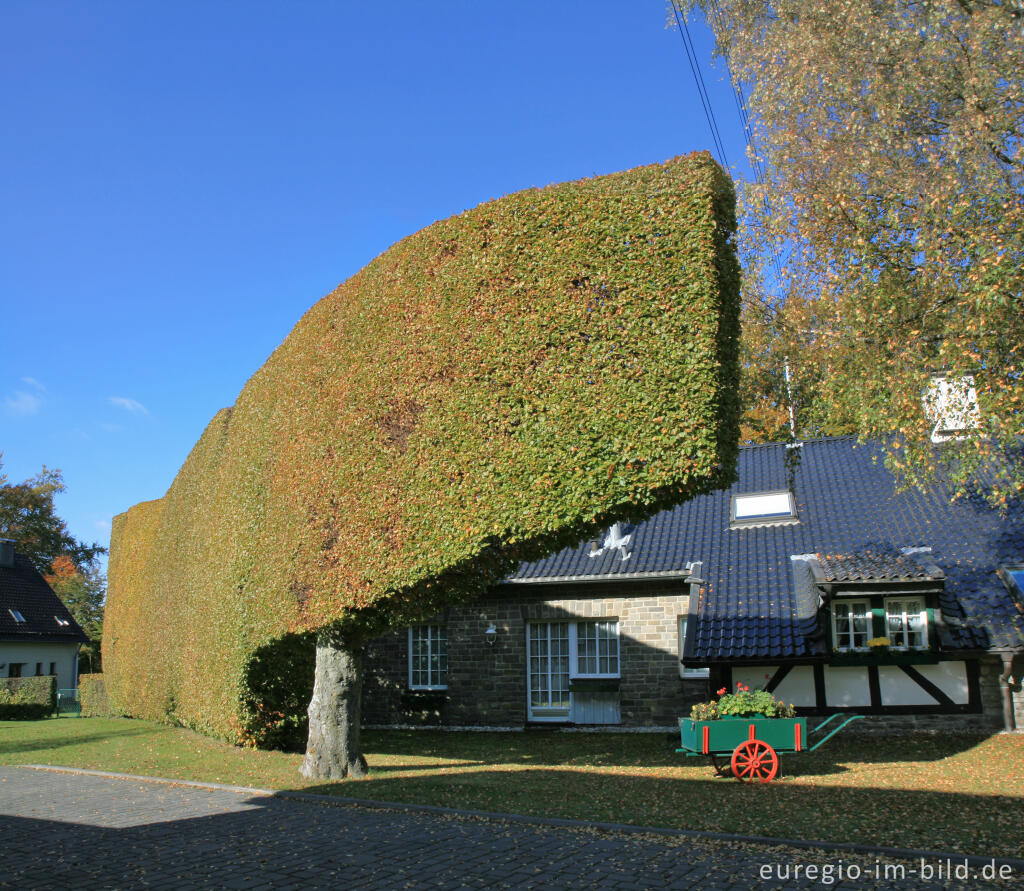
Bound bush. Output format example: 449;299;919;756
0;675;56;720
690;682;796;721
79;674;117;717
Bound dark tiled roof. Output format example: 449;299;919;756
512;437;1024;659
0;553;88;643
816;550;944;583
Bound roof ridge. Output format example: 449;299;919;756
738;435;862;451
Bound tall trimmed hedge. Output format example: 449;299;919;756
106;153;740;745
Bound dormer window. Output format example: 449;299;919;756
730;490;797;528
831;597;930;652
885;598;927;649
8;608;25;623
832;599;871;651
924;374;980;443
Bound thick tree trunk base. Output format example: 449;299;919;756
300;627;368;780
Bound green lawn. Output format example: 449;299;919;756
2;718;1022;859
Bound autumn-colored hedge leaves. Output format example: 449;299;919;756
105;154;740;744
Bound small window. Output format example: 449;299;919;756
730;490;797;527
8;608;25;623
678;616;709;678
574;621;619;677
8;663;23;678
35;662;42;676
885;598;927;649
408;625;447;690
49;662;56;676
832;599;871;651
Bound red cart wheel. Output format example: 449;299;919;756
730;739;779;783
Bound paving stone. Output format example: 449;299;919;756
1;767;1021;889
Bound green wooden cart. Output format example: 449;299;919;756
677;713;865;782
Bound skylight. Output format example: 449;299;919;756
55;616;70;627
1000;565;1024;607
8;608;25;623
731;491;797;528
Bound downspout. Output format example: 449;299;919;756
998;654;1017;732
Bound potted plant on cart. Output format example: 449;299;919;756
677;683;862;783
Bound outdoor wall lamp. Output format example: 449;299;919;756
484;624;498;646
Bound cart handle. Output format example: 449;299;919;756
807;713;865;751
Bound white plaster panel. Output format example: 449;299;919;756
773;666;818;708
878;662;969;706
824;666;872;707
732;666;817;707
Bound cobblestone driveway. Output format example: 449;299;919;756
0;766;1020;889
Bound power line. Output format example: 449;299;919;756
669;0;730;170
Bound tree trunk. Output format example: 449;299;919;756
300;626;368;780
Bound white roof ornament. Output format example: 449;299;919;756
924;374;980;443
587;521;633;561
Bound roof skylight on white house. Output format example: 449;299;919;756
730;490;797;528
8;608;25;623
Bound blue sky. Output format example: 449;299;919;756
0;2;750;567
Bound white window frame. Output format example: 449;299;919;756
884;597;928;650
570;620;620;679
527;621;572;721
832;599;872;652
407;624;448;690
730;490;798;528
678;616;709;678
526;620;620;723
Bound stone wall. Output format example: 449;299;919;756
363;583;709;728
362;588;1022;734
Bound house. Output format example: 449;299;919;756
362;437;1024;732
0;539;88;689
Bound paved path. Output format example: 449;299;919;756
0;766;1020;890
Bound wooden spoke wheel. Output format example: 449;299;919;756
730;739;779;783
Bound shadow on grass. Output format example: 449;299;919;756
359;728;989;772
0;720;157;756
292;765;1024;858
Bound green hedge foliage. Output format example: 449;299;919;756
105;153;741;745
0;676;56;720
79;674;117;718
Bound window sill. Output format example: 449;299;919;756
569;678;620;693
830;649;938;666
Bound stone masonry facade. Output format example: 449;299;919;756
362;585;1023;734
362;582;711;729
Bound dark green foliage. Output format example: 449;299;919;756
240;633;316;751
105;154;741;743
0;676;56;720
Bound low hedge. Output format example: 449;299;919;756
0;675;56;720
79;674;118;718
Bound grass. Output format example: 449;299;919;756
2;717;1022;859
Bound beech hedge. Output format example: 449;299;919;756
79;674;117;718
105;153;741;745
